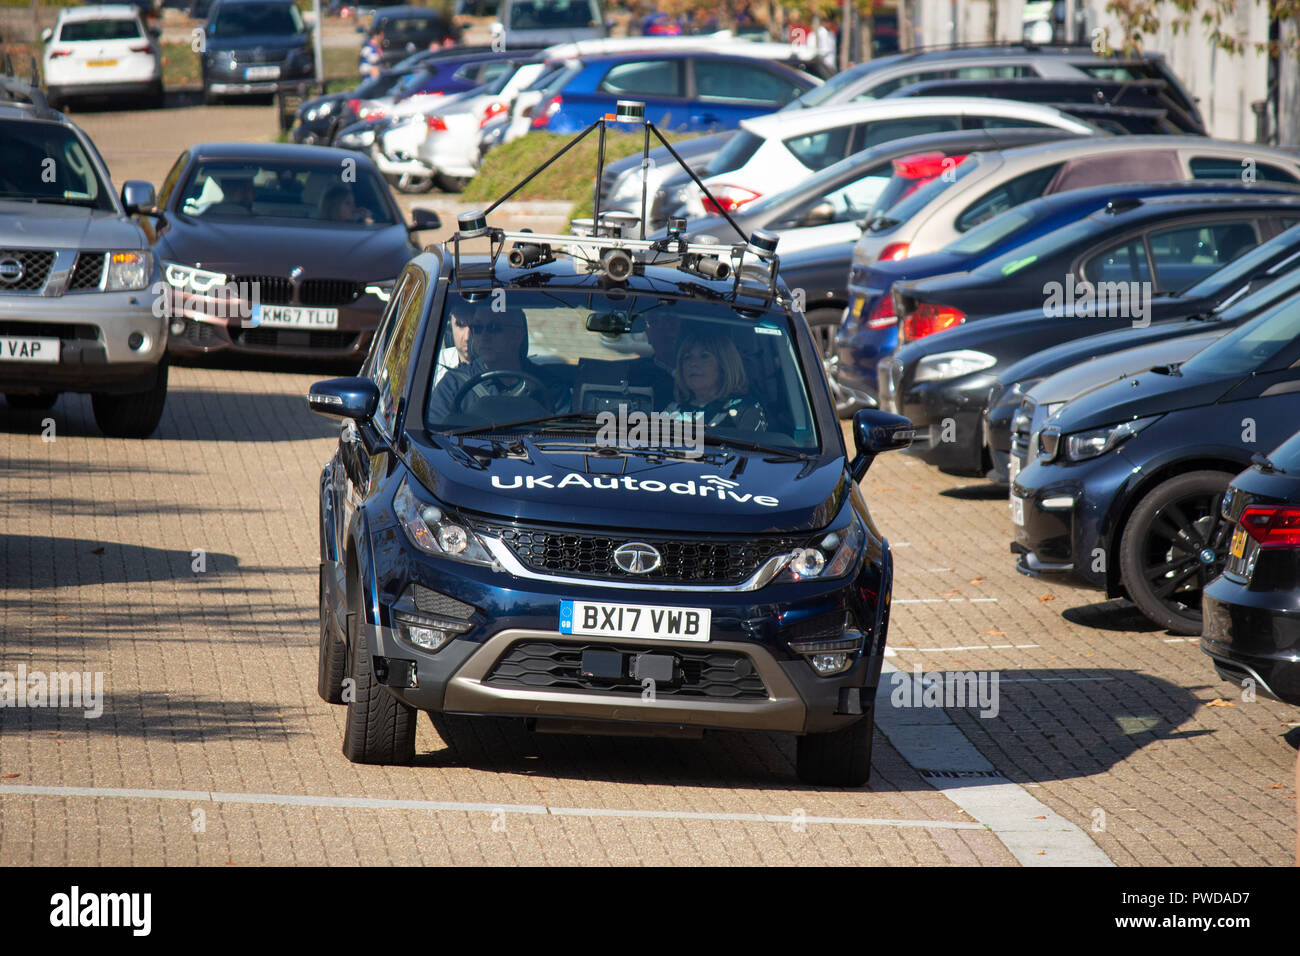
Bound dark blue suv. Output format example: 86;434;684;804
307;201;912;786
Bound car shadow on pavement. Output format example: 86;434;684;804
0;535;239;592
939;483;1010;501
1062;599;1163;633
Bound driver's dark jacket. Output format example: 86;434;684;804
427;357;572;422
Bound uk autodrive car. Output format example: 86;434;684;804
1202;429;1300;704
150;143;438;362
307;139;914;785
1010;291;1300;634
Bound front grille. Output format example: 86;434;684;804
300;279;362;307
234;328;359;351
473;520;801;585
0;249;55;292
486;641;769;700
68;252;106;291
0;321;98;341
179;319;222;346
1010;398;1036;459
233;274;293;305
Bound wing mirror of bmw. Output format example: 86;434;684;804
850;408;914;481
408;208;442;232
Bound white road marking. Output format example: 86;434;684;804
893;644;1041;652
896;597;998;604
1163;638;1193;643
0;784;985;830
875;662;1114;867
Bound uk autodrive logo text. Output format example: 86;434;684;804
490;473;780;507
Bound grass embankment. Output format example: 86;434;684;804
462;129;697;223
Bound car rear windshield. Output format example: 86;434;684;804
944;205;1036;256
0;119;112;209
60;18;142;41
976;216;1103;277
423;289;823;453
1181;293;1300;377
209;3;302;36
1264;427;1300;472
177;160;395;225
866;153;978;227
509;0;596;30
709;130;763;176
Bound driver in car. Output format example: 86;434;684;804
427;307;570;421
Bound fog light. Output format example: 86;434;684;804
170;318;186;336
808;652;851;676
393;611;455;653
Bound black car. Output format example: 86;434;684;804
985;225;1300;481
882;212;1300;476
369;6;456;66
890;192;1300;349
306;115;914;786
1011;290;1300;633
200;0;316;104
1202;430;1300;704
147;143;439;362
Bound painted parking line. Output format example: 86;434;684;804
874;661;1114;867
895;597;999;604
893;644;1042;653
0;784;985;831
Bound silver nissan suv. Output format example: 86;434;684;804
0;72;167;437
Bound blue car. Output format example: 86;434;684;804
307;128;913;786
530;51;819;135
388;49;520;104
1012;289;1300;634
835;179;1300;408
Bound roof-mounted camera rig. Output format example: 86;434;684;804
447;99;783;304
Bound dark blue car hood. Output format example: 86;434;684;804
1049;361;1238;433
206;33;307;52
404;436;850;535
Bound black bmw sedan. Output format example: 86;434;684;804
148;143;438;362
1202;430;1300;705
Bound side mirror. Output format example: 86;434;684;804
803;201;834;227
41;27;53;44
849;408;913;481
308;377;379;421
409;208;441;232
121;180;158;214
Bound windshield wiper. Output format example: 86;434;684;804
445;413;601;437
702;433;809;459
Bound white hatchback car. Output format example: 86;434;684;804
43;5;163;110
688;98;1097;218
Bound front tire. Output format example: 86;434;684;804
796;712;874;787
1119;469;1233;634
436;172;472;193
803;306;842;361
394;172;435;194
90;360;168;438
341;581;417;764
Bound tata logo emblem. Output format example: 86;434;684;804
613;542;661;574
0;258;24;284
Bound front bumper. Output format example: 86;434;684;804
0;287;166;391
876;361;993;476
204;61;315;96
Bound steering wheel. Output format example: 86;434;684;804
452;368;554;412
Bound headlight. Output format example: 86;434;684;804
164;261;227;293
774;515;865;583
104;250;152;291
364;279;396;302
394;478;494;566
913;349;997;383
1051;415;1160;462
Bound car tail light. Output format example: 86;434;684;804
701;185;761;214
426;115;447;132
531;94;561;128
49;49;72;58
865;293;896;329
130;44;154;54
346;98;361;115
891;152;966;180
878;242;910;261
900;302;966;343
1239;505;1300;550
479;100;507;129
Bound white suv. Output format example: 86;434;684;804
42;4;163;110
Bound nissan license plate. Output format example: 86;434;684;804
0;336;59;363
252;304;338;329
559;600;710;642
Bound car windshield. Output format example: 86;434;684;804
177;159;396;225
60;18;142;41
422;288;823;454
1181;292;1300;376
0;119;111;209
210;3;302;36
1220;255;1300;319
1179;223;1300;301
509;0;595;29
